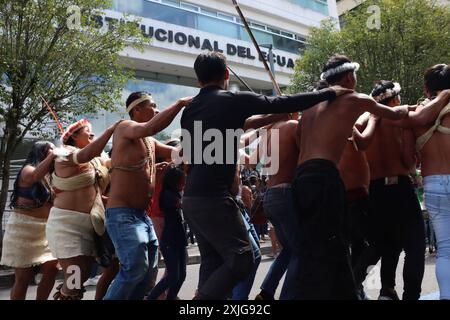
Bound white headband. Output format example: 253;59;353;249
126;94;153;113
371;82;402;102
320;62;360;80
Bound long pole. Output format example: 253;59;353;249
227;65;254;92
40;96;64;135
267;45;277;96
231;0;282;96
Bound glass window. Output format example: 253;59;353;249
198;15;239;39
217;12;235;22
250;22;266;31
241;27;273;46
273;34;304;54
161;0;180;6
143;1;197;28
280;31;294;38
286;0;328;15
268;27;280;34
112;0;305;54
111;0;145;14
296;34;306;42
180;2;200;12
201;8;217;17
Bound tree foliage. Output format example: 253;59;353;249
290;0;450;104
0;0;149;237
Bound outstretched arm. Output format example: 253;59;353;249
240;86;352;116
381;89;450;128
359;94;409;120
122;97;192;140
154;139;178;162
74;121;120;164
244;113;291;131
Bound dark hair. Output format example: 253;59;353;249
10;141;53;208
322;54;353;84
424;64;450;97
161;165;185;193
371;80;398;105
126;91;152;119
313;80;330;91
194;52;227;85
242;180;252;188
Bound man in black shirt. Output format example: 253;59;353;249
180;52;350;299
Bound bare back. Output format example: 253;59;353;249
365;121;412;179
107;123;156;210
265;120;299;187
415;112;450;177
298;93;365;166
338;141;370;191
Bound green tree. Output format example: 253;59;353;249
289;19;342;93
0;0;149;245
290;0;450;103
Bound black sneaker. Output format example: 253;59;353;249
357;288;371;300
255;289;274;300
378;288;400;300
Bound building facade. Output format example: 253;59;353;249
88;0;339;139
1;0;339;232
337;0;450;17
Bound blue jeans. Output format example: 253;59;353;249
232;209;261;300
147;244;187;300
103;207;158;300
262;186;301;300
424;175;450;300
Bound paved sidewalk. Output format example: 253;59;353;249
0;240;274;289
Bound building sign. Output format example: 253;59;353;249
93;13;296;70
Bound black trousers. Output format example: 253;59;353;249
292;159;358;300
182;196;254;300
347;193;376;288
368;176;425;300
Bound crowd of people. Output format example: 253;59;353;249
1;51;449;300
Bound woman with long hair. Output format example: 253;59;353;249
1;141;58;300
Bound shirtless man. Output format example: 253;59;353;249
377;65;450;299
337;113;379;300
357;80;425;300
104;92;191;300
292;54;411;300
253;119;302;300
